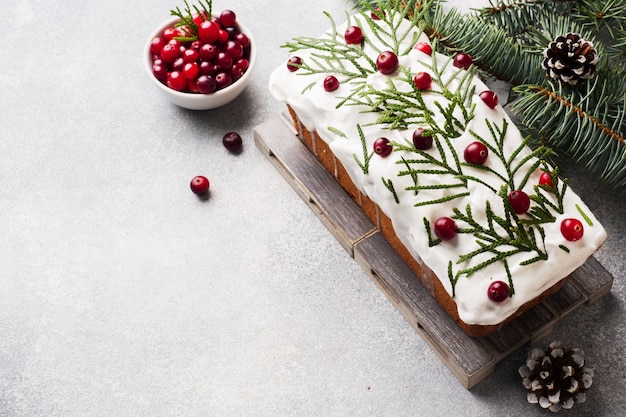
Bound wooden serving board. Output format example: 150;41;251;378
254;114;614;389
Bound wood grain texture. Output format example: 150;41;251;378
254;114;615;389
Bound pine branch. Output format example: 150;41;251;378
512;79;626;189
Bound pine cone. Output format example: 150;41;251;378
518;341;594;412
542;33;598;85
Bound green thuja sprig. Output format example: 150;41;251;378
354;124;374;174
443;188;549;296
382;177;400;203
461;119;551;193
170;0;213;41
346;52;477;133
393;134;470;207
281;0;424;101
358;2;423;56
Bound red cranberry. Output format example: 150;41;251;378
217;29;229;43
216;52;233;70
413;72;432;90
453;52;473;70
224;40;244;60
539;171;557;189
479;90;499;109
182;48;199;63
219;10;237;27
199;43;218;60
371;7;386;20
150;37;166;55
376;51;399;75
345;26;364;44
152;62;168;81
171;57;185;72
323;75;340;92
223;132;243;152
160;43;180;64
182;62;199;80
199;61;217;76
193;11;209;26
162;27;178;42
373;137;393;157
235;33;250;48
434;217;457;241
231;58;249;80
215;72;233;90
190;175;210;195
412;127;433;150
166;71;187;91
561;218;584;242
196;75;217;94
197;20;220;43
187;78;199;93
464;141;489;165
413;41;432;55
507;190;531;214
487;281;510;302
287;56;302;72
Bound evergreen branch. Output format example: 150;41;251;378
425;3;546;85
513;82;626;189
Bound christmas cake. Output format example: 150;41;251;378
268;4;606;337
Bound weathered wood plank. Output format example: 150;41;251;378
254;114;614;390
570;256;614;304
354;231;496;389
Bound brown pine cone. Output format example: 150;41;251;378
542;33;598;85
518;341;594;412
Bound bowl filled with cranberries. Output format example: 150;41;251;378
145;3;256;110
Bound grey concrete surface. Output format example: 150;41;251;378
0;0;624;416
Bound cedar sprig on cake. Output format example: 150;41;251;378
347;54;477;132
282;1;424;101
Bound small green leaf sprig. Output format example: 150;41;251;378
281;0;423;100
169;0;213;42
353;124;374;174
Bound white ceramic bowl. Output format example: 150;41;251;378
144;16;256;110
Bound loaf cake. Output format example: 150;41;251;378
268;3;606;337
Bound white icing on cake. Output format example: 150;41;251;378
268;9;606;326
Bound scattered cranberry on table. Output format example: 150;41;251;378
190;175;210;195
223;131;243;152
